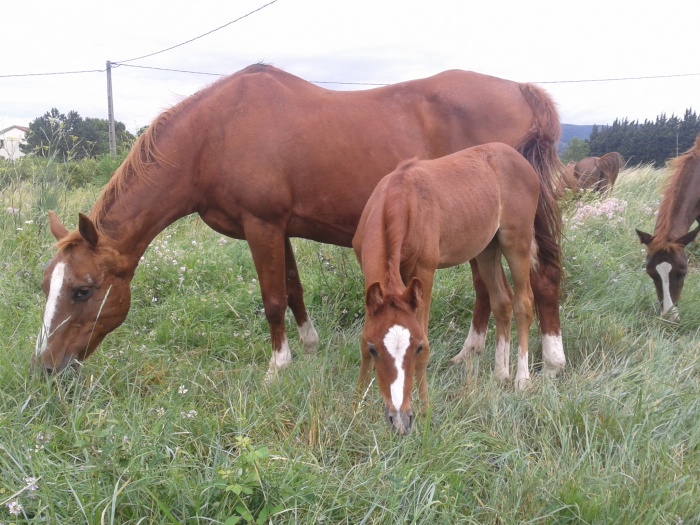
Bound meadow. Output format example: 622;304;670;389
1;158;699;524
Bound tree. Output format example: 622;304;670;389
560;137;590;164
20;108;134;160
586;108;700;166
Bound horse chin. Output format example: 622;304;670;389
33;353;81;376
385;405;414;436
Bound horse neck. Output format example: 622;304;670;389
92;158;197;267
655;156;700;241
360;197;408;295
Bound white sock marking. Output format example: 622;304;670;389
298;319;319;353
383;325;411;411
265;336;292;383
542;333;565;378
451;321;486;363
35;262;66;357
493;336;510;381
656;262;674;315
515;346;530;389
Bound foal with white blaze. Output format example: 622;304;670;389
353;143;541;435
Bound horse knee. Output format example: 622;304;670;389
262;296;287;325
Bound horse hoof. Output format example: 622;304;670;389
494;370;510;383
515;377;531;391
450;352;468;364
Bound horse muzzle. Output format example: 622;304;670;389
385;406;414;436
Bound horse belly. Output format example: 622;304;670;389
437;214;500;269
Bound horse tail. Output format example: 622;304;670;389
515;82;565;272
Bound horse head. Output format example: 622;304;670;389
33;212;134;374
360;278;424;436
636;224;700;320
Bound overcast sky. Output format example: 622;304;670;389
2;0;698;133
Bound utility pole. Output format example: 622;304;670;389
106;60;117;156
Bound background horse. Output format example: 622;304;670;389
35;64;565;380
353;143;542;435
566;152;625;194
636;136;700;320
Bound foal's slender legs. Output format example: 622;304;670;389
284;238;319;353
501;237;535;390
413;272;434;413
450;259;490;363
475;243;513;383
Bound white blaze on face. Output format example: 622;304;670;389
383;325;411;411
656;261;674;314
35;262;66;357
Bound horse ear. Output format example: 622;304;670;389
676;224;700;247
366;282;385;316
403;278;423;311
636;229;653;246
48;211;68;241
78;213;100;248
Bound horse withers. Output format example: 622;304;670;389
636;136;700;320
353;143;544;435
34;64;565;381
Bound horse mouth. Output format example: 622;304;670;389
385;406;414;436
32;353;81;376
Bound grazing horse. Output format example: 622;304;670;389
636;136;700;320
353;143;542;435
566;152;625;194
34;64;566;381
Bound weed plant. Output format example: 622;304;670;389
1;162;699;523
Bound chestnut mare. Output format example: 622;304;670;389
636;136;700;320
353;143;544;435
565;152;624;194
34;64;566;381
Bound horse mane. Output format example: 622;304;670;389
90;64;277;230
650;135;700;252
514;82;564;273
382;166;418;290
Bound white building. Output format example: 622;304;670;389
0;125;29;159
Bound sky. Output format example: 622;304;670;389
2;0;699;134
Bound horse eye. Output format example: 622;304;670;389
416;342;424;354
73;287;93;301
367;343;378;357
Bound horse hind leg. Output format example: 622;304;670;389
475;243;513;383
502;239;536;390
451;259;490;364
284;238;319;353
530;262;566;379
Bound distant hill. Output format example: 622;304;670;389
559;123;594;153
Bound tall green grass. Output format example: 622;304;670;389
1;163;699;524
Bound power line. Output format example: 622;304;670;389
117;64;223;76
0;68;104;78
535;72;700;84
112;0;278;65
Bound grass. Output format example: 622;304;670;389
1;162;700;523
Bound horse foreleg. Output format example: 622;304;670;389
450;259;490;364
414;273;434;415
244;222;293;382
284;238;319;353
530;262;566;378
356;332;375;407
